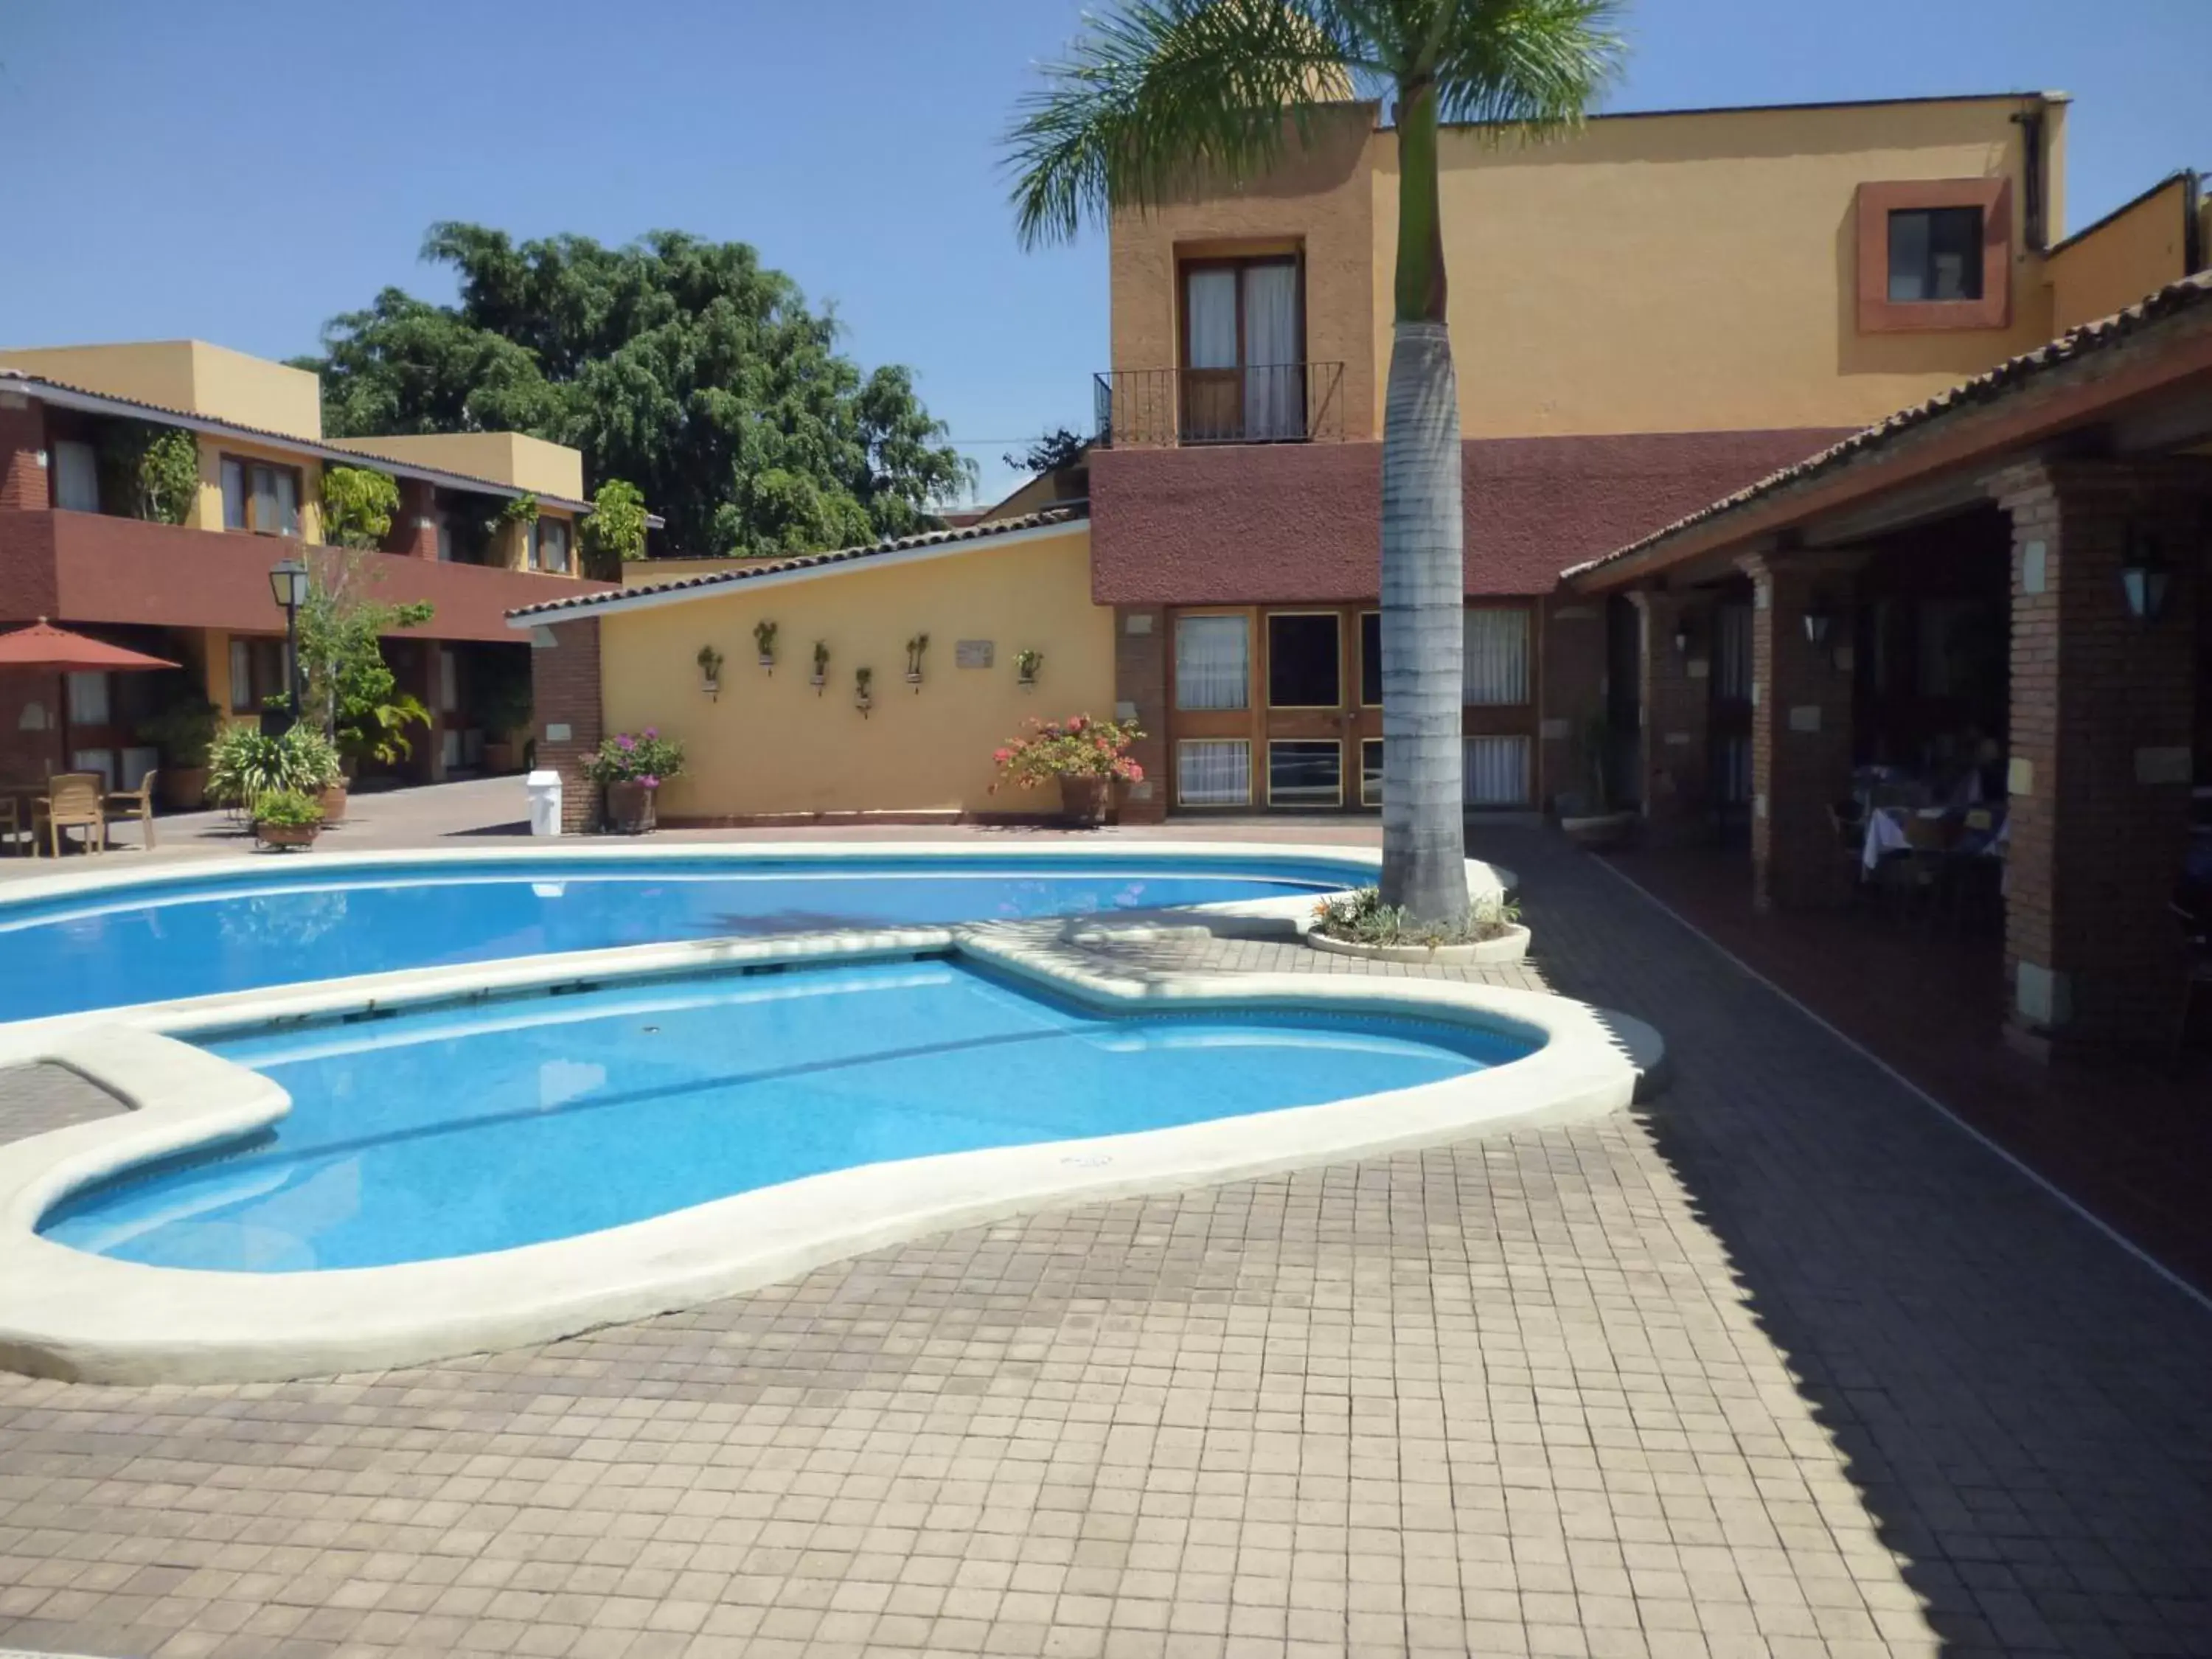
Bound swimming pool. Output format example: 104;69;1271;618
0;848;1372;1022
42;956;1532;1271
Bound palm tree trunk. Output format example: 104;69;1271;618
1378;78;1467;924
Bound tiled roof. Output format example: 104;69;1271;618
507;504;1090;622
1563;269;2212;582
0;366;600;514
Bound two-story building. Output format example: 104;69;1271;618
0;340;617;799
1089;91;2201;824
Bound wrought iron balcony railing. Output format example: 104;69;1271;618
1091;362;1345;449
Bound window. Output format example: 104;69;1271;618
1177;740;1251;807
1174;614;1250;711
228;637;285;713
52;440;100;512
1888;206;1984;302
1463;608;1531;706
66;671;111;728
1266;613;1340;709
1464;736;1531;807
220;456;302;536
1359;612;1382;707
1360;738;1384;807
437;648;459;714
533;516;571;574
1267;740;1342;807
1181;257;1304;442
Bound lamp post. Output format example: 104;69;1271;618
268;557;310;735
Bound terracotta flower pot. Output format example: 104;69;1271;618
605;779;657;835
317;784;349;826
164;767;209;812
1058;774;1111;828
483;741;517;773
254;821;320;852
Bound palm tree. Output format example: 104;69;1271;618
1006;0;1621;922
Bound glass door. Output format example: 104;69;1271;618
1263;609;1354;811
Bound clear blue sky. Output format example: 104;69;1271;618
1;0;2205;505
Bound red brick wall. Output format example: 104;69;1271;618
1993;458;2204;1047
1537;595;1605;812
1747;554;1857;911
1635;591;1714;840
385;479;442;561
1113;606;1168;824
0;397;46;514
530;617;603;832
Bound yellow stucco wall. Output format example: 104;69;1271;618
2045;175;2192;333
0;341;322;439
336;432;586;500
597;526;1114;818
1375;96;2065;437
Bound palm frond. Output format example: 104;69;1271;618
1004;0;1386;250
1430;0;1625;132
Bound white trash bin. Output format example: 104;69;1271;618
525;770;563;838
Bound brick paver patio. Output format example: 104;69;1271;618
1;828;2208;1658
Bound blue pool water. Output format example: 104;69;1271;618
41;958;1531;1270
0;854;1361;1021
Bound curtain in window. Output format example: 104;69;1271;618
1175;615;1250;710
1463;609;1530;705
229;639;254;712
438;650;459;714
68;750;115;787
53;441;100;512
1464;736;1531;806
1185;268;1237;369
271;469;299;535
1178;740;1251;807
1242;263;1299;439
538;519;571;573
1714;735;1751;805
66;671;111;727
1714;604;1752;700
221;459;248;531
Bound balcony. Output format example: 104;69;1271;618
1092;363;1345;449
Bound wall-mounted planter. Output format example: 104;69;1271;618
855;669;874;717
700;678;720;701
1014;650;1043;690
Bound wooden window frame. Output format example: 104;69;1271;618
1265;737;1344;810
1177;253;1306;374
1265;610;1344;712
220;453;306;538
1357;610;1383;709
1174;737;1253;810
532;515;573;574
1854;178;2012;333
1360;737;1385;808
1170;608;1256;715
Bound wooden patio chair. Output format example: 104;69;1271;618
33;773;106;858
0;793;21;857
105;771;159;851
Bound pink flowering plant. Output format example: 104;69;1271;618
582;728;686;791
989;714;1145;792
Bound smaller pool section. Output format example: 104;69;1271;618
41;958;1532;1270
0;853;1360;1021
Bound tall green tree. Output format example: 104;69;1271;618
296;226;976;559
1005;0;1619;922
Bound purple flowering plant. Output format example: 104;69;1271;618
583;729;685;790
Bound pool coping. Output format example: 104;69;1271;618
0;922;1657;1387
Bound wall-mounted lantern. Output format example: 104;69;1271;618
1671;619;1691;658
2120;526;2172;624
1801;604;1834;648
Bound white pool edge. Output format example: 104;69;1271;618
0;925;1657;1387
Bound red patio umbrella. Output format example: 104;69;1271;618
0;618;179;673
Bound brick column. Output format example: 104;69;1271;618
1631;591;1713;843
1990;459;2204;1050
1114;605;1168;824
1745;552;1857;911
1537;596;1604;813
0;394;49;512
384;479;440;560
532;616;604;832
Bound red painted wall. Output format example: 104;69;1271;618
1089;429;1851;602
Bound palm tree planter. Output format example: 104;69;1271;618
1308;923;1529;965
1006;0;1619;924
1306;888;1528;963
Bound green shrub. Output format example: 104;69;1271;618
209;724;343;807
251;790;326;829
321;465;400;549
1308;887;1520;947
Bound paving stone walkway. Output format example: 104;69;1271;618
1;832;2208;1659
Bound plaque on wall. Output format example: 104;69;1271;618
955;640;995;669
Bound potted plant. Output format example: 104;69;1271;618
904;633;928;689
1559;711;1637;848
1014;649;1043;689
754;619;778;672
989;713;1144;827
208;725;344;825
137;696;220;810
1306;887;1529;964
855;666;874;715
583;728;685;834
810;639;830;693
479;665;534;773
698;644;725;700
251;789;326;852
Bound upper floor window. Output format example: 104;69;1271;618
220;456;302;537
52;440;101;513
1181;257;1304;442
1887;207;1983;303
532;515;571;574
